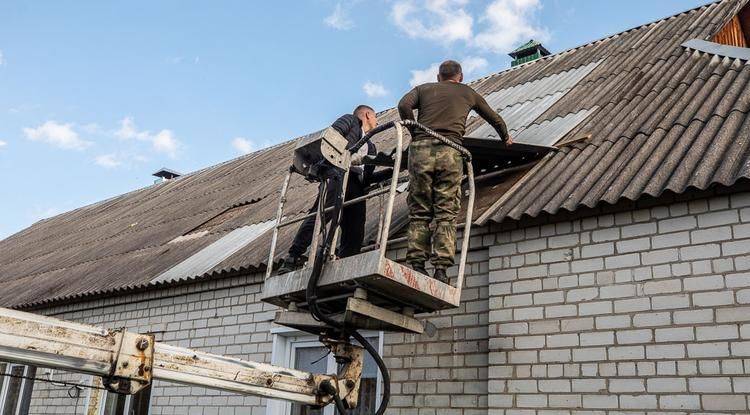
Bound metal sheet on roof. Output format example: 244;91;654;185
151;219;276;284
470;91;566;137
514;108;598;145
470;108;597;146
484;60;602;110
683;38;750;60
468;60;602;142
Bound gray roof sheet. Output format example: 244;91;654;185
1;0;749;308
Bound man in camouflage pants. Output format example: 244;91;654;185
397;60;512;283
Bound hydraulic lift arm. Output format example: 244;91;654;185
0;306;363;409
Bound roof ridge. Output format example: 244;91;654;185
469;0;724;86
22;137;297;230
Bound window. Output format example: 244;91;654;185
267;331;383;415
84;377;152;415
0;363;36;415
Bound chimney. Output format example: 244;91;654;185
153;167;182;183
509;40;550;67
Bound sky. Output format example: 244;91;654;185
0;0;710;239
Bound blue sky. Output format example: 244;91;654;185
0;0;708;239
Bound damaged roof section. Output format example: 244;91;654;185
152;219;277;284
469;59;602;144
1;0;750;309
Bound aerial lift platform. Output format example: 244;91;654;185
261;121;553;337
261;121;476;337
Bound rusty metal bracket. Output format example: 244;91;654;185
103;329;155;395
321;338;363;409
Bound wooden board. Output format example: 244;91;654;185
713;15;747;47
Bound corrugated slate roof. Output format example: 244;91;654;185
1;0;748;308
478;0;750;223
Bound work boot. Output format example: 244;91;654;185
433;267;449;284
278;255;305;274
409;262;428;276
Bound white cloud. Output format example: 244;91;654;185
0;140;6;148
391;0;547;55
94;153;122;168
232;137;255;155
408;55;488;87
115;117;181;157
324;2;354;30
152;129;180;158
391;0;473;45
0;50;4;66
363;81;389;98
461;56;488;75
115;117;150;140
473;0;548;54
23;121;91;150
409;63;440;87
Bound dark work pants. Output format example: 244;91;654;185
288;176;366;259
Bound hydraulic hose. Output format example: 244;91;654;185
308;121;471;415
305;172;390;415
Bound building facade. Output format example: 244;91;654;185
3;1;750;414
1;186;746;415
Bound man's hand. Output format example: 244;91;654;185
363;150;396;166
505;135;514;146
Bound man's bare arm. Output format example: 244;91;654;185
398;87;419;121
473;91;511;144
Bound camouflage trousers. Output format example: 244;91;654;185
406;138;464;268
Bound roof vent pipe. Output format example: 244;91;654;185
153;168;182;183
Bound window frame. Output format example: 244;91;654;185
98;392;131;415
82;376;151;415
265;328;384;415
0;363;35;415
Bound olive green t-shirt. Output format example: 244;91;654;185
397;81;509;143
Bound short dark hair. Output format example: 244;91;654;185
439;60;462;80
353;105;375;117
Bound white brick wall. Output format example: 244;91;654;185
488;190;750;414
17;189;750;415
384;230;491;415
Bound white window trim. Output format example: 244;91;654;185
0;364;33;415
82;375;151;415
99;393;132;415
266;328;384;415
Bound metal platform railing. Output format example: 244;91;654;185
264;121;475;294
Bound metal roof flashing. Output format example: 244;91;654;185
682;38;750;60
